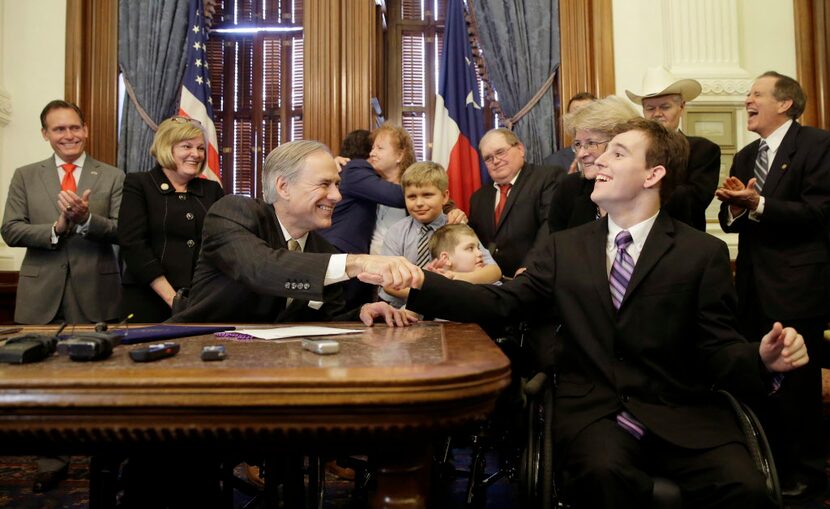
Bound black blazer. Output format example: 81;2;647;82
409;211;767;453
664;135;721;231
169;195;356;323
118;166;225;319
468;162;563;276
719;121;830;320
548;172;597;233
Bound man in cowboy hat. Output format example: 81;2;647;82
626;66;721;231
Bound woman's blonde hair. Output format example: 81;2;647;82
150;117;207;172
563;95;640;137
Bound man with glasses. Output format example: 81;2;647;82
467;128;563;278
626;67;720;231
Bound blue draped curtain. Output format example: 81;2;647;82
117;0;190;173
472;0;560;163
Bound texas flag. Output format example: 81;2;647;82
432;0;486;214
178;0;221;185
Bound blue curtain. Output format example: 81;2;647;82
117;0;190;173
472;0;560;163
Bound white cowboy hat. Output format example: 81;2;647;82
625;66;702;104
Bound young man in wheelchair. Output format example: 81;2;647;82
405;118;808;509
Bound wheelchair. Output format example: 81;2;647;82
433;320;559;508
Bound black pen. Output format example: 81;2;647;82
0;327;22;336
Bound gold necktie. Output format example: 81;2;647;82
288;239;301;252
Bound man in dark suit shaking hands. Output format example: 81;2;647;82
716;71;830;499
171;140;419;326
407;118;808;509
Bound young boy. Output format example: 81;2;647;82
428;223;485;274
379;162;501;307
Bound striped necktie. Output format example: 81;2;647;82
608;229;647;439
753;140;769;193
416;225;431;267
609;230;634;310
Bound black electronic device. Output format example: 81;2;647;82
57;332;121;361
200;345;226;361
129;342;180;362
0;334;59;364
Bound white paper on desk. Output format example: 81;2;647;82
232;326;362;340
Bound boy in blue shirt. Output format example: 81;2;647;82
380;162;501;307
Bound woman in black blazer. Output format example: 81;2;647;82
118;117;225;322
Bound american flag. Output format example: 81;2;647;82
178;0;221;184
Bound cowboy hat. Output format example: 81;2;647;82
625;66;702;104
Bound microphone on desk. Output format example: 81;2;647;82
57;315;132;362
0;323;64;364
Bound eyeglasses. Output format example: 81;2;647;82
572;139;610;153
170;116;203;126
483;144;518;166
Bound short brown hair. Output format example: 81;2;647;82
40;100;85;129
758;71;806;119
401;161;448;192
612;118;689;206
429;223;479;259
150;117;207;172
372;123;416;177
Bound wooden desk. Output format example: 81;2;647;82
0;322;510;508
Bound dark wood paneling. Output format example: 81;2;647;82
65;0;119;166
0;272;19;325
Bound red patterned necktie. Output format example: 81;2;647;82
494;184;512;224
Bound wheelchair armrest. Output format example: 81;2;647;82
524;372;548;397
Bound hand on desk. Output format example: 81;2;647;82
346;254;423;290
759;321;809;373
359;302;419;327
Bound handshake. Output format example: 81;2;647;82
345;254;424;291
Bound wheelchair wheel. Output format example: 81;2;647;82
520;380;554;509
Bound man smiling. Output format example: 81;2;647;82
716;71;830;499
171;140;420;326
406;118;808;509
1;100;124;325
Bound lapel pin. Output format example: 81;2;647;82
161;183;170;191
781;163;788;171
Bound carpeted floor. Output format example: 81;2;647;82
0;452;517;509
0;453;825;508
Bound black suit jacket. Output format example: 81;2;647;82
468;162;563;276
719;122;830;320
548;172;597;233
169;195;356;323
409;211;766;453
664;135;721;231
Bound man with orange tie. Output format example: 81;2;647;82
467;128;563;278
1;100;124;325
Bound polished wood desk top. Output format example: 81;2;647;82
0;322;511;449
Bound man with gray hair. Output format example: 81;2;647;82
170;140;419;325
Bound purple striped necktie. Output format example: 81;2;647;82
609;230;634;310
609;230;647;439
